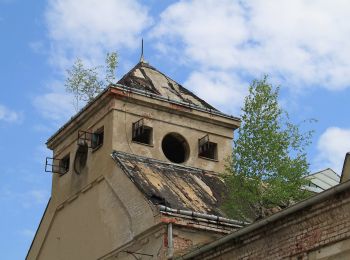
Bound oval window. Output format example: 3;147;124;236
162;133;189;163
74;144;88;175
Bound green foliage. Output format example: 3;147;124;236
105;52;118;84
223;76;314;222
65;52;118;111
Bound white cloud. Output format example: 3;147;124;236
45;0;152;69
35;0;152;124
28;189;50;205
1;187;50;208
152;0;350;97
151;0;247;69
20;229;35;239
33;80;75;123
0;104;21;123
33;145;52;165
316;127;350;174
184;70;247;115
29;41;46;54
19;189;50;208
33;91;74;123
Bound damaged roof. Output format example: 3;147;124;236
111;150;228;217
117;61;218;111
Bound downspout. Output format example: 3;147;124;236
167;223;174;259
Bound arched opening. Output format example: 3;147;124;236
162;133;189;163
74;144;88;175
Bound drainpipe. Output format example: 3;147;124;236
167;223;174;259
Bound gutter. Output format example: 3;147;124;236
159;206;248;227
177;180;350;259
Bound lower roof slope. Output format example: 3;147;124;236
111;150;228;217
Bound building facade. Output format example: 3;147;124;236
26;61;242;259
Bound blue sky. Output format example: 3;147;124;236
1;0;350;258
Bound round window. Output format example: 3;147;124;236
162;133;189;163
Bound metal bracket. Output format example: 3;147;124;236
45;157;69;175
132;118;145;140
198;134;210;154
77;130;93;148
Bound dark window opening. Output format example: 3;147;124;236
45;156;70;175
77;127;104;149
59;154;70;175
77;130;92;147
132;118;153;145
133;126;152;145
198;135;218;160
162;133;189;163
91;127;104;149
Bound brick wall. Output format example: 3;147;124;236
192;188;350;259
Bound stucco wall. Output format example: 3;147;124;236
51;97;115;205
28;171;156;260
111;98;234;173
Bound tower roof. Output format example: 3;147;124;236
118;61;218;111
47;61;240;147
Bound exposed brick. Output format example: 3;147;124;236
195;189;350;260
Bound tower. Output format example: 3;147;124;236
27;60;241;259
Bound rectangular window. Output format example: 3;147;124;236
59;153;70;175
132;119;153;145
91;127;104;150
198;135;218;160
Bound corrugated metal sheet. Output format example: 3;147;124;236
111;150;228;217
117;62;217;111
305;168;340;193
